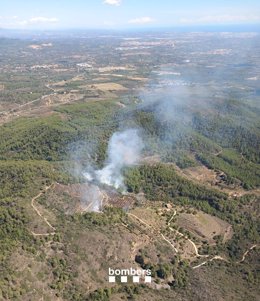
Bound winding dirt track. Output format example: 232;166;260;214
128;211;209;258
192;244;259;270
168;226;209;258
127;211;259;270
167;210;208;257
167;210;177;225
128;213;153;229
30;184;258;269
0;89;56;116
128;212;179;253
31;183;56;236
238;244;258;263
192;255;227;269
160;233;179;253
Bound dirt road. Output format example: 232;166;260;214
31;184;56;236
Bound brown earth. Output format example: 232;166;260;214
176;211;233;244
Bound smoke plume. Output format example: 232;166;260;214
81;183;103;212
83;128;144;193
95;129;144;189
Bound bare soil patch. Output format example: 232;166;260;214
182;165;218;184
98;66;134;73
93;82;128;91
177;211;233;244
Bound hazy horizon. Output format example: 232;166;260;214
1;0;260;31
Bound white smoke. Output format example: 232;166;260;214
81;184;103;212
83;171;94;182
96;129;144;189
83;128;144;191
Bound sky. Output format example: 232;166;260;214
0;0;260;30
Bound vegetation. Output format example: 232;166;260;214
0;32;259;301
196;149;260;189
125;164;227;202
0;101;120;162
126;164;260;261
